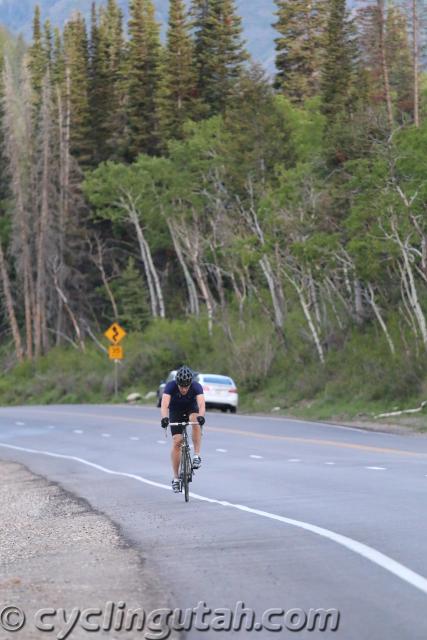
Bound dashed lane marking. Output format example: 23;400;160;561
15;422;25;426
366;466;387;471
250;455;263;459
102;433;111;438
216;448;228;453
73;430;83;434
130;437;139;441
12;408;424;458
0;442;426;597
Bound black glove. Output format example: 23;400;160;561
197;416;205;427
161;417;169;429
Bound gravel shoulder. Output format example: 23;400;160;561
0;461;175;640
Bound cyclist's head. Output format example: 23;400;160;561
176;365;193;388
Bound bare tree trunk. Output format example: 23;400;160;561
2;59;35;359
411;0;420;126
378;0;394;128
391;220;427;345
259;254;285;331
399;259;427;345
167;219;199;316
34;75;52;358
0;242;24;362
367;284;396;356
140;231;165;318
92;235;119;320
117;194;164;318
193;261;214;336
53;266;85;352
354;279;365;326
56;73;71;345
174;218;216;335
284;270;325;364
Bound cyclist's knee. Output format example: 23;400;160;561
172;435;183;448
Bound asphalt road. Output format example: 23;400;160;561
0;404;426;639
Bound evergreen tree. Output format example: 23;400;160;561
273;0;328;103
63;13;92;167
320;0;357;124
114;257;150;331
52;27;65;86
127;0;161;159
28;6;49;106
386;5;412;120
158;0;197;141
44;19;53;67
100;0;127;159
89;3;110;163
192;0;248;115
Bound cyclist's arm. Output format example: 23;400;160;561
161;393;171;419
196;394;206;418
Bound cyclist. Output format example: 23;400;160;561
160;365;206;493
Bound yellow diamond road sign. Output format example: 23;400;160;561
104;322;127;345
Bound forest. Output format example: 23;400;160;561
0;0;426;417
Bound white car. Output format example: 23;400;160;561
195;374;238;413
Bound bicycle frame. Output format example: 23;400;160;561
169;421;199;502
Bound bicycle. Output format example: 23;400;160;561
168;421;199;502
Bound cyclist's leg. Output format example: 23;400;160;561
169;410;185;478
171;434;183;478
190;411;202;457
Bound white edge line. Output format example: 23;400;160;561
0;442;426;597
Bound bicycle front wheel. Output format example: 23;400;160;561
182;448;190;502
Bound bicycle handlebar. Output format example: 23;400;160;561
169;421;200;427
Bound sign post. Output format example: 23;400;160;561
104;323;127;398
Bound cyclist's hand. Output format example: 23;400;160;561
197;416;205;427
161;417;169;429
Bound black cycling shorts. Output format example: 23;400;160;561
169;404;199;436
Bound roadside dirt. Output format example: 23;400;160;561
0;461;175;639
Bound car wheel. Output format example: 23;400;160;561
221;407;227;413
229;406;236;414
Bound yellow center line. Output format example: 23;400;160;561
9;407;427;458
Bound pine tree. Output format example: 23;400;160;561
192;0;248;115
158;0;197;141
28;6;49;107
100;0;127;159
320;0;356;124
63;13;92;167
89;3;110;163
52;27;65;86
274;0;328;103
386;5;412;121
127;0;161;159
44;19;53;67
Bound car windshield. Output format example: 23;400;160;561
200;375;234;385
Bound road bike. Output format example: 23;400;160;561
169;421;199;502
